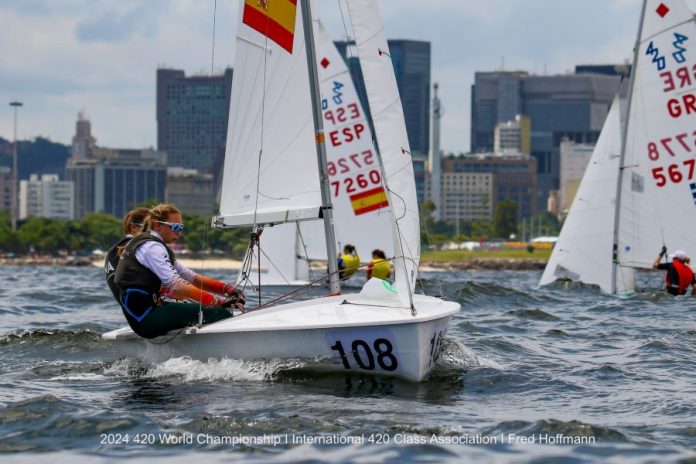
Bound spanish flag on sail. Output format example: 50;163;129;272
349;186;389;216
243;0;298;53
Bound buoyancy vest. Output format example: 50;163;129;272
339;253;360;279
104;236;131;302
369;258;391;280
668;260;694;295
114;232;176;323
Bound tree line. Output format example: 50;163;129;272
419;199;561;247
0;199;562;257
0;210;251;258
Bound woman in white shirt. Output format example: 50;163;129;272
114;203;244;338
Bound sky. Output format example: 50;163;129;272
1;0;693;154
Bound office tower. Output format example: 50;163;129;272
441;154;537;221
70;112;96;163
471;69;622;211
19;174;74;220
335;39;431;156
166;167;215;216
156;68;234;177
66;148;167;220
0;167;11;212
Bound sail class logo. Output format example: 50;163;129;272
243;0;297;53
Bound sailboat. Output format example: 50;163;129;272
255;21;394;286
103;0;460;381
541;0;696;295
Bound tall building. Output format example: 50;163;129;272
559;139;595;217
428;83;442;219
70;112;96;163
441;154;537;221
470;69;622;211
19;174;74;220
0;166;11;213
412;156;427;204
156;68;234;179
494;115;531;155
166;167;215;216
66;148;167;220
441;171;493;222
335;39;431;155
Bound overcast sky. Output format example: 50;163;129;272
1;0;693;154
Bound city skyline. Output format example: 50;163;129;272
0;0;689;153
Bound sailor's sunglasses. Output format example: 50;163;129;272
157;221;185;232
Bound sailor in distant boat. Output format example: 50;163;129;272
652;248;696;296
366;249;391;280
114;203;244;339
104;207;149;303
338;244;360;280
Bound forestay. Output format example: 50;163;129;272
346;0;421;308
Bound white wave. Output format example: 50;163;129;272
438;339;505;371
48;373;106;381
142;356;306;382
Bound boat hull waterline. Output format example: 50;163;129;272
103;293;460;382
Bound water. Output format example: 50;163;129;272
1;265;695;463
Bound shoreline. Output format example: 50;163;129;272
0;256;546;271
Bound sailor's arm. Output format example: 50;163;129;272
653;246;668;268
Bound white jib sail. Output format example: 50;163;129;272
217;1;321;228
346;0;421;308
540;96;636;294
617;0;696;272
256;20;394;285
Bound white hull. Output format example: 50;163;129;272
103;292;459;382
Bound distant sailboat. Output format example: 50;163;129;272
541;0;696;294
104;0;459;381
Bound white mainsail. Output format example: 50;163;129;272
541;0;696;294
540;96;636;294
346;0;421;307
258;21;394;284
217;1;320;228
616;0;696;272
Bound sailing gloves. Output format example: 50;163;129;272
659;245;667;257
221;289;246;310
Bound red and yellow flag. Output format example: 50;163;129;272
349;187;389;216
243;0;298;53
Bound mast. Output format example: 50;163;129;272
610;0;647;295
300;0;341;294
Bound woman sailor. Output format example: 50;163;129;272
114;203;244;338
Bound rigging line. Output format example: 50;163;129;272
337;0;352;42
251;34;270;233
196;0;219;324
257;245;293;286
252;257;398;311
295;222;316;282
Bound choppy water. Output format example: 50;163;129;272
1;265;695;463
